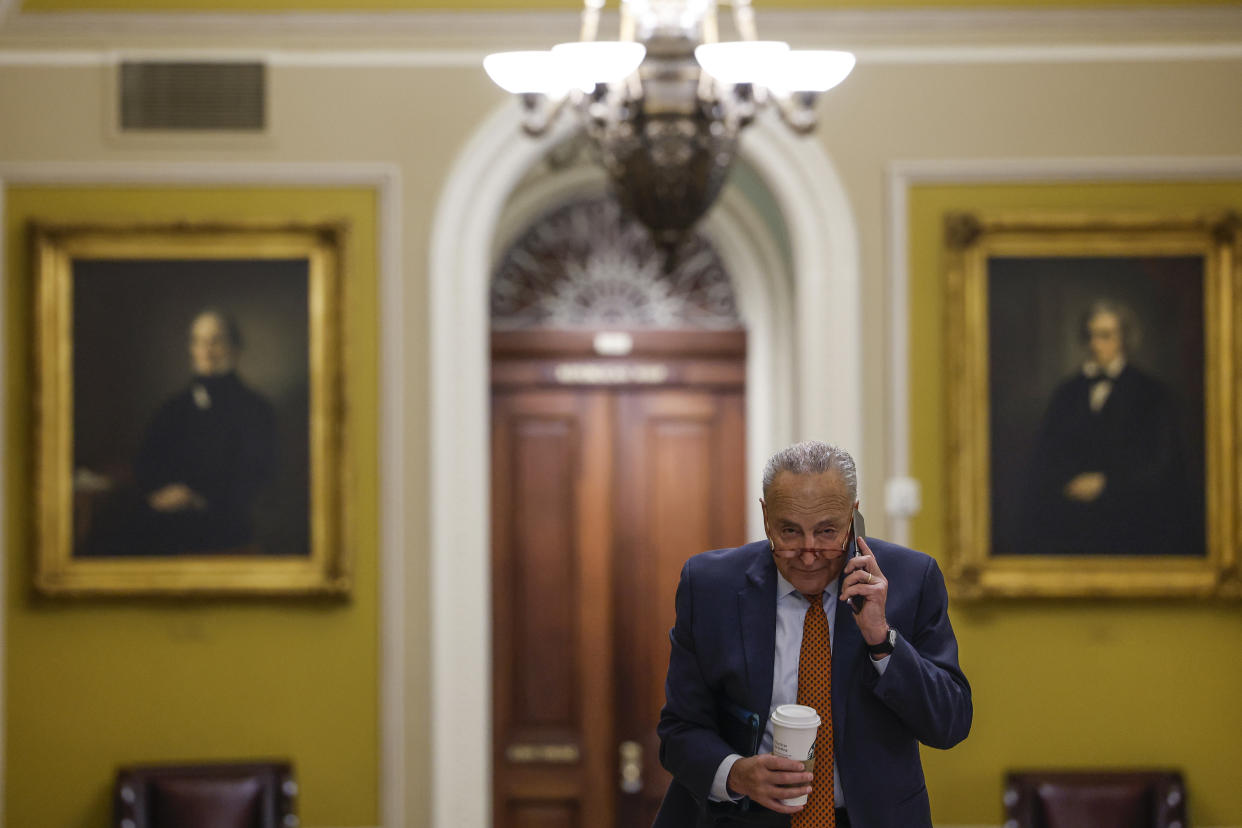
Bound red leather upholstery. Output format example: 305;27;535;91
114;760;296;828
1004;770;1186;828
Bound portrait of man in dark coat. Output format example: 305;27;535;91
62;248;315;577
131;309;277;555
1023;300;1192;556
77;308;278;556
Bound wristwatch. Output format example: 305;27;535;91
867;627;897;656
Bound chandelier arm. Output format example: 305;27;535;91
730;0;758;41
696;70;717;105
625;71;643;102
774;91;820;135
578;83;618;136
580;0;603;42
703;1;719;44
729;83;758;131
518;92;568;137
620;0;635;42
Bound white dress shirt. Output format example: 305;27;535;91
709;570;889;807
1083;356;1125;412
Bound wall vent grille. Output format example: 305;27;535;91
119;61;266;131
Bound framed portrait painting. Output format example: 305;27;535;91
943;211;1241;599
31;221;351;596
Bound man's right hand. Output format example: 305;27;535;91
726;754;813;814
1063;471;1106;502
148;483;207;513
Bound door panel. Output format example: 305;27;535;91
493;333;745;828
492;390;615;828
511;415;577;727
614;390;747;828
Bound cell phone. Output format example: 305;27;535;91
844;509;866;614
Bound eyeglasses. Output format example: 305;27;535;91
769;515;854;559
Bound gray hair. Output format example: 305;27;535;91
1079;299;1141;355
761;441;857;500
190;307;244;350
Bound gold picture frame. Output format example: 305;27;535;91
944;211;1240;599
31;222;351;596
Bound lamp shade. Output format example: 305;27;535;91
483;51;569;96
551;41;646;87
693;41;790;86
775;50;856;93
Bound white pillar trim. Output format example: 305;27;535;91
0;178;8;828
0;161;405;828
743;115;865;454
428;103;576;828
703;189;796;538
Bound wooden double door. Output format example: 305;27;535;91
491;330;747;828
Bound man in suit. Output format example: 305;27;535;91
654;441;972;828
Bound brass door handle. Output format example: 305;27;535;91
619;740;643;794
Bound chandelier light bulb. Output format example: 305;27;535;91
551;41;647;88
776;50;856;94
693;41;791;87
483;51;569;96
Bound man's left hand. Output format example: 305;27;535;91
841;537;890;648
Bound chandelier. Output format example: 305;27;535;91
484;0;854;251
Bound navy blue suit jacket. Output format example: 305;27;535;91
654;539;972;828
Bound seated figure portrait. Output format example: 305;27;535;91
1023;299;1192;556
78;308;277;556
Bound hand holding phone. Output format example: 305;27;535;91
844;509;866;614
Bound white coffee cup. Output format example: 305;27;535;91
769;703;821;806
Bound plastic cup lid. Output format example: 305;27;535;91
770;703;821;728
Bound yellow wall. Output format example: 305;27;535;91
909;182;1242;826
3;187;380;828
2;7;1241;822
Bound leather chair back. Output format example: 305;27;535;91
114;760;296;828
1004;770;1186;828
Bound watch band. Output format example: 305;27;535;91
867;627;897;656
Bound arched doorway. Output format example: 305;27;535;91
428;107;861;828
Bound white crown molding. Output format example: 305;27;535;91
2;6;1242;63
0;160;406;828
883;155;1242;546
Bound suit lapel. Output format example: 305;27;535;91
832;596;863;744
738;545;777;723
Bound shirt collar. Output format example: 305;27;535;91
1083;356;1126;379
775;568;841;602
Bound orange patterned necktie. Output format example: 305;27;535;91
791;592;835;828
